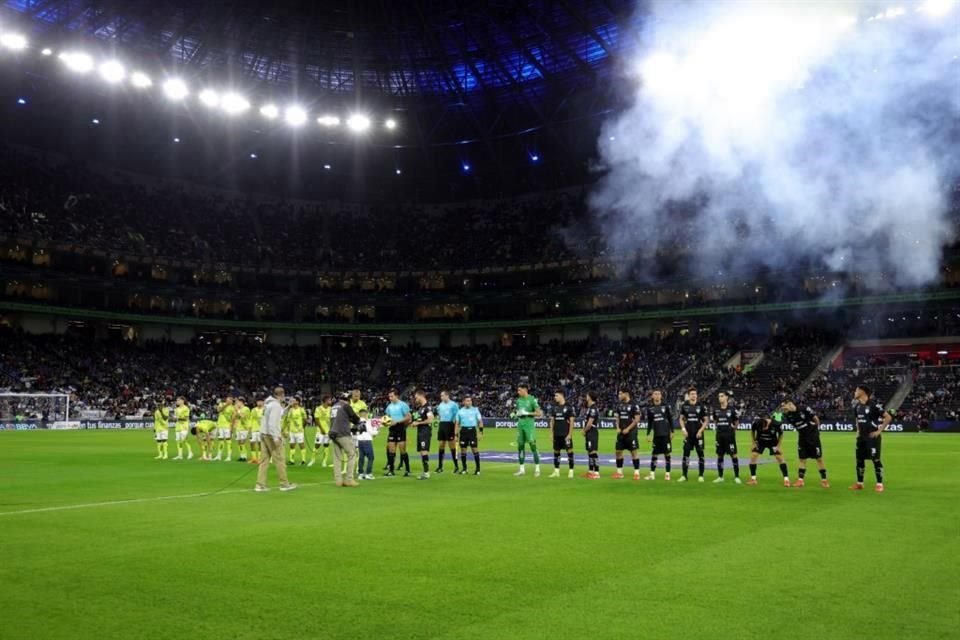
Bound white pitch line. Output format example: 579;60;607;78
0;482;322;517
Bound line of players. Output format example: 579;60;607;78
151;381;892;491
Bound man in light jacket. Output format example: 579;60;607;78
256;387;297;492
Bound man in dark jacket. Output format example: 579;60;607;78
330;393;362;487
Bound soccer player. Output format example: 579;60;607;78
214;396;235;461
644;389;674;481
234;397;250;462
152;400;170;460
712;391;742;484
249;398;264;464
678;387;707;483
548;390;576;478
195;415;217;461
411;389;435;480
781;400;829;488
851;385;892;492
435;390;460;473
309;395;333;468
612;389;642;480
455;395;483;475
285;396;308;465
748;414;791;486
172;396;193;460
513;384;543;477
582;391;601;479
383;389;412;477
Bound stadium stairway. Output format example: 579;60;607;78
796;342;845;397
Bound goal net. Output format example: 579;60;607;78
0;392;72;425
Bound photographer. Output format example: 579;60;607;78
329;393;362;487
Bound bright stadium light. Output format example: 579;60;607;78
0;33;28;51
130;71;152;88
285;105;307;126
98;60;126;84
317;114;340;127
920;0;955;17
59;51;94;73
198;88;220;108
385;118;397;130
260;103;279;119
162;78;188;100
41;47;53;56
347;114;371;132
220;92;250;115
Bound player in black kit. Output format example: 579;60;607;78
712;391;742;484
644;389;674;481
851;385;892;492
781;400;829;488
747;413;791;487
678;387;708;483
548;390;576;479
582;391;601;479
613;389;642;480
411;389;435;480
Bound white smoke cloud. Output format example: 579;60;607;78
591;0;960;287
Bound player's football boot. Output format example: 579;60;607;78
783;478;791;487
792;479;805;488
848;482;864;490
820;479;830;488
874;483;885;493
611;471;624;479
549;469;560;478
746;478;758;485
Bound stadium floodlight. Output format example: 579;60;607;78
98;60;126;84
285;105;307;126
41;47;53;56
162;78;188;100
395;168;402;175
323;163;331;170
198;88;220;108
0;33;28;51
220;92;250;115
130;71;152;88
259;103;279;119
317;114;340;127
385;118;397;130
17;97;26;105
920;0;955;16
59;51;94;73
346;113;371;132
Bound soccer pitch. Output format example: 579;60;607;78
2;430;957;640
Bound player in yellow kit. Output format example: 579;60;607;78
249;398;264;464
215;396;235;461
172;396;193;460
309;395;333;468
234;397;251;462
153;401;170;459
286;396;308;465
194;415;216;461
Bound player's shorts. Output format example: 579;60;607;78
438;421;455;441
683;437;705;457
288;432;305;445
250;431;261;443
459;428;478;449
154;429;168;442
217;428;232;439
552;434;573;451
651;435;672;455
584;428;599;452
797;439;823;460
616;432;639;452
388;425;407;443
516;423;537;447
416;426;432;453
715;434;738;456
236;430;249;442
315;432;330;446
753;441;781;456
856;437;881;460
175;429;189;442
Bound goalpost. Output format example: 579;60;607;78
0;392;72;424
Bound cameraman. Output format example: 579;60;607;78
330;393;362;487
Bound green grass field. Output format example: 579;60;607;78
1;429;958;640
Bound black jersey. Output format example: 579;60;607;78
582;405;601;431
788;406;819;443
854;401;887;440
551;404;576;436
412;403;434;426
617;402;641;432
753;418;782;444
712;405;739;437
680;402;707;436
646;404;674;437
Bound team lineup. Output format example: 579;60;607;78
150;382;894;492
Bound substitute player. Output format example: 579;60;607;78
513;384;543;477
234;397;251;462
644;389;674;481
309;395;333;468
748;414;791;486
455;396;483;475
435;390;460;473
548;390;576;479
850;385;892;492
172;396;193;460
411;389;435;480
781;400;829;488
153;400;170;460
249;398;264;464
712;391;741;484
383;389;412;477
582;391;601;479
214;396;235;461
612;389;642;480
678;387;707;483
285;396;308;465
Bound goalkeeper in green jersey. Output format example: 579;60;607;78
513;384;543;477
215;396;236;461
172;396;193;460
152;401;170;460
